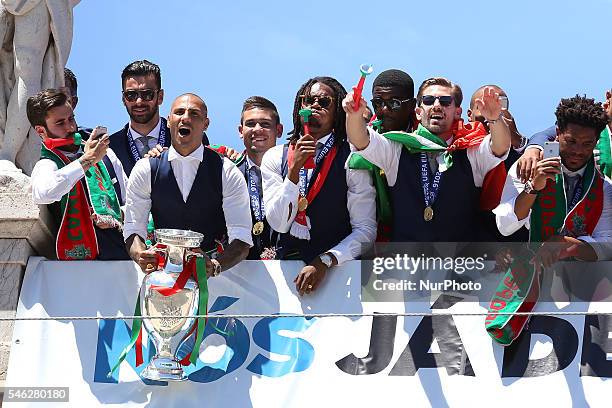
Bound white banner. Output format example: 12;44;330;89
4;258;612;407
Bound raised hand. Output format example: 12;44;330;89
474;86;503;122
144;144;167;158
342;91;367;116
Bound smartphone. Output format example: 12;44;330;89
92;126;108;141
543;141;559;159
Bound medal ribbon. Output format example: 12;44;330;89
419;152;443;212
126;117;168;162
567;175;583;211
246;161;265;223
295;134;336;198
287;136;339;237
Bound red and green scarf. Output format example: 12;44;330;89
40;144;122;260
485;158;604;345
349;120;507;240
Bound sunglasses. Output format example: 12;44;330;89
421;95;453;107
300;95;334;109
371;97;412;112
122;89;158;102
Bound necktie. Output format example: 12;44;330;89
138;136;151;157
565;174;582;208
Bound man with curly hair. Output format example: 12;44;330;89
262;76;376;295
495;95;612;266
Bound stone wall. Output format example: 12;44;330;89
0;161;55;382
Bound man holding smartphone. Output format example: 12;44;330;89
495;95;612;265
29;88;130;260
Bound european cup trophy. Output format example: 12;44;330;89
140;229;204;381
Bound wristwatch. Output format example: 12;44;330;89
319;253;334;268
210;258;222;276
524;180;540;195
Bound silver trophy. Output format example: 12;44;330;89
140;228;204;381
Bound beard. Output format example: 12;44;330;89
128;106;157;124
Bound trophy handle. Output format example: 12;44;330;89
153;243;168;270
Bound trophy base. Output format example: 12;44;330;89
141;357;187;381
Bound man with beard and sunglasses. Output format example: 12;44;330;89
109;60;209;176
124;93;252;276
345;77;511;242
261;77;376;295
29;89;130;260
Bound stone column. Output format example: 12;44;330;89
0;160;55;382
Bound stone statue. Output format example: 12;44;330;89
0;0;80;173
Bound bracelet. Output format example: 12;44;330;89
79;157;94;170
486;114;503;125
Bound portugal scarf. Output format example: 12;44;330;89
349;120;507;239
485;158;604;345
40;144;122;260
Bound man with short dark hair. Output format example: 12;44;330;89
345;77;511;242
109;60;172;176
236;96;283;259
350;69;416;241
29;89;129;260
124;93;252;276
370;69;417;133
60;67;78;110
495;95;612;263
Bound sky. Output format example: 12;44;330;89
69;0;612;148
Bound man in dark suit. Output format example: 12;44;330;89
109;60;172;176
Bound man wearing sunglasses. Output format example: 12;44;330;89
345;77;511;242
349;69;417;241
262;76;376;295
370;69;417;133
109;60;172;176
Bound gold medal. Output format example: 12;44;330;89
298;197;309;212
423;206;434;222
252;221;264;235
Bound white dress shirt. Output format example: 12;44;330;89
123;144;253;247
261;135;377;265
494;161;612;260
353;126;508;187
130;118;161;157
31;147;128;205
